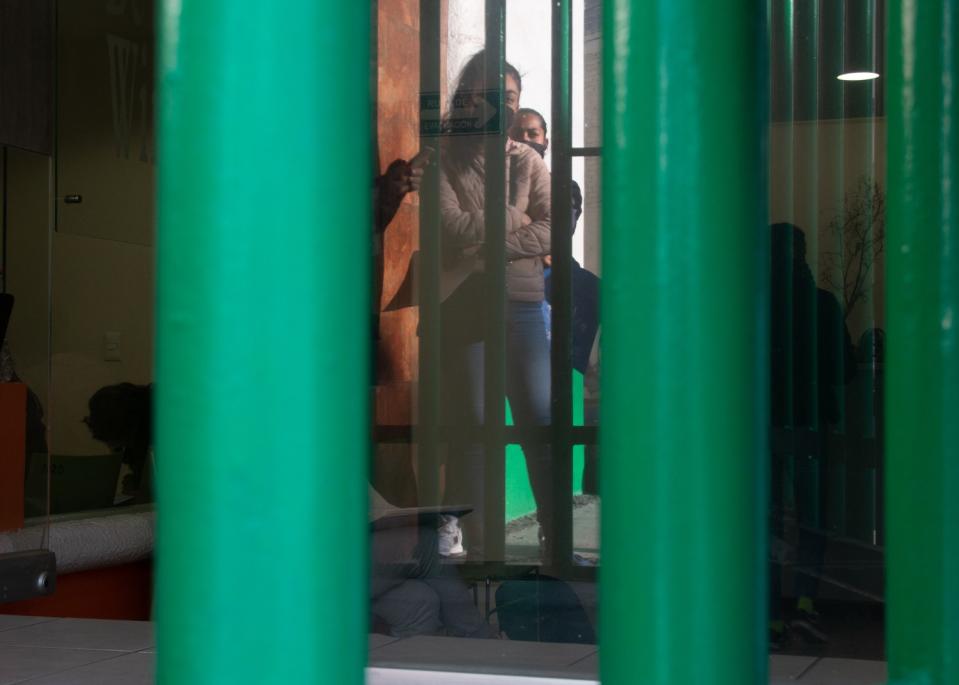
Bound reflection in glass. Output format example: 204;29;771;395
1;0;157;618
369;0;888;672
371;0;599;649
768;0;885;659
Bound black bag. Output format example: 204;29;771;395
493;570;596;644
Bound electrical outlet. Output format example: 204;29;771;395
103;331;122;362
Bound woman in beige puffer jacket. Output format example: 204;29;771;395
434;51;554;560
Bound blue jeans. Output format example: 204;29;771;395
440;280;552;555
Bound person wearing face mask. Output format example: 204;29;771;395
507;107;583;250
509;108;601;499
509;108;550;159
432;51;554;560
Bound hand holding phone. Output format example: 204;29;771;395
410;147;434;170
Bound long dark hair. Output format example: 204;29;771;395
443;50;521;171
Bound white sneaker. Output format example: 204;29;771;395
437;515;466;557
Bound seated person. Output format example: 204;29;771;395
369;486;495;638
84;383;153;503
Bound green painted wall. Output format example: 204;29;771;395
505;371;586;520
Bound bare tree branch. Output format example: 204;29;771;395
820;177;886;322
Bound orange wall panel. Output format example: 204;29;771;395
0;561;153;621
0;383;27;531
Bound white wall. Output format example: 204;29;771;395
447;0;587;263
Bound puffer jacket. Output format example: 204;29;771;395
438;141;551;302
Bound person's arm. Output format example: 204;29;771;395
438;166;529;248
375;159;425;234
817;289;858;386
438;152;550;257
504;152;551;259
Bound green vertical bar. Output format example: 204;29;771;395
483;0;507;562
155;2;369;684
600;1;767;684
887;1;959;683
772;0;797;427
418;0;442;507
550;0;574;568
1;149;6;288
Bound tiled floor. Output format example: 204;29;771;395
0;616;154;685
0;616;886;684
369;634;597;679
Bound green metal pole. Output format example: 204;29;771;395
600;1;768;683
886;1;959;683
155;2;369;684
550;0;574;569
418;0;443;508
483;0;507;563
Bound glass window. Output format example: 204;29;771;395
369;0;886;677
768;0;885;661
1;0;155;613
370;0;600;668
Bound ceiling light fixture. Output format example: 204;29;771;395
837;71;880;81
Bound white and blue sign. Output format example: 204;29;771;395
420;89;503;136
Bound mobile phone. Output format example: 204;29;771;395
410;147;434;170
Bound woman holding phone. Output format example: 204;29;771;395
435;51;553;559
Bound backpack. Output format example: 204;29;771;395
492;570;596;644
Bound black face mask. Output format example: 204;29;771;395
518;139;548;158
